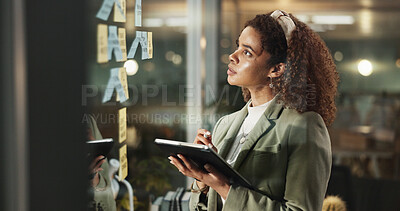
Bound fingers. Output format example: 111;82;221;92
177;154;199;171
168;156;186;173
204;164;228;183
89;156;105;169
169;155;205;181
94;158;106;169
194;129;213;146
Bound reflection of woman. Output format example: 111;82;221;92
86;114;117;211
169;10;339;210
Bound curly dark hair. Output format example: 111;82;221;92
241;12;339;126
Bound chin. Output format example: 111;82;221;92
227;77;236;86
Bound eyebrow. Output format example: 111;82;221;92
243;44;261;55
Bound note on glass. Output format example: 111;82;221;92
114;0;126;22
107;25;124;62
116;67;129;102
118;144;128;181
147;32;153;59
119;107;127;143
135;0;142;27
102;68;129;103
118;28;127;61
97;24;108;63
96;0;114;21
127;31;152;60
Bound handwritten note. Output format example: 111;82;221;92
108;25;124;62
147;32;153;59
119;107;127;143
114;0;126;22
118;144;128;181
127;31;152;60
97;24;108;63
102;68;129;103
96;0;114;21
135;0;142;27
118;28;127;61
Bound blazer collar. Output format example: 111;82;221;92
218;96;284;169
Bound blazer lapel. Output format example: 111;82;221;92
233;97;283;170
218;101;251;159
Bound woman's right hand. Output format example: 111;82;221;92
193;129;218;191
194;129;218;152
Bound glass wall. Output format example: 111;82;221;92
84;0;400;210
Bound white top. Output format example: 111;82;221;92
225;100;272;165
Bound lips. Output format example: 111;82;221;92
227;66;237;75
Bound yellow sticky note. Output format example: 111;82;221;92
119;107;127;143
97;24;108;63
118;28;127;61
114;0;126;22
118;144;128;181
147;32;153;59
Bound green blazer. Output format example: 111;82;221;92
190;97;332;211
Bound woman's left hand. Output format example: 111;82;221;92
169;154;231;199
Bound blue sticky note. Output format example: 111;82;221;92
127;31;149;60
107;25;124;61
135;0;142;27
96;0;115;21
102;68;128;103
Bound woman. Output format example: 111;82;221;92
169;10;339;210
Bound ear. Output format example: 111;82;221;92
268;63;285;78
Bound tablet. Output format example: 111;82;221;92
86;138;114;160
154;138;253;189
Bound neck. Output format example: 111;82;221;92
247;85;275;107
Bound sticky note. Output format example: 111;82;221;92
127;31;151;60
97;24;108;63
118;144;128;181
119;68;129;99
96;0;115;21
118;28;127;61
119;107;127;143
102;68;129;103
108;25;124;62
116;67;129;101
140;32;148;60
114;0;126;22
135;0;142;27
147;32;153;59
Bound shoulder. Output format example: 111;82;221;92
279;108;326;129
279;108;330;152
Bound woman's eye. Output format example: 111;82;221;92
244;50;252;56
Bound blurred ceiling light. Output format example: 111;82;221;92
220;54;230;64
165;51;175;61
200;37;207;50
124;60;139;76
165;17;188;27
396;59;400;68
334;51;343;62
172;54;182;65
220;38;231;48
358;59;373;76
143;18;163;27
360;10;372;34
311;15;354;25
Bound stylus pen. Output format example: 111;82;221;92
203;131;215;150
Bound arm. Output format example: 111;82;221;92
187;116;227;211
223;112;332;211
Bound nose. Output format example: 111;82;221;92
229;50;238;64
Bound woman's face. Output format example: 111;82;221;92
227;26;271;89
